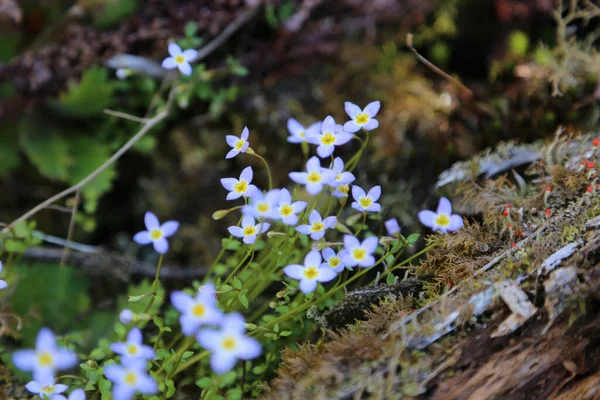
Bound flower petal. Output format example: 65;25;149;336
168;43;182;56
197;330;221;351
364;101;381;117
161;221;179;237
295;225;312;235
287;118;304;135
12;350;36;371
54;384;68;394
241;215;255;228
226;135;239;147
334;132;353;145
144;212;160;230
437;197;452;215
305;182;323;195
418;210;437;228
241;127;249;140
170;291;193;312
284;265;305;280
243;235;256;244
226;149;239;159
210;352;238;375
25;381;41;394
306;156;320;173
183;49;198;62
299;279;318;294
352;185;366;200
228;226;244;238
323;216;337;228
127;327;142;345
304;250;322;267
362;236;378;253
367;186;381;201
321;115;336;133
240;166;253;183
103;364;125;382
322;248;335;260
292;201;307;213
133;231;151;245
316;144;334;158
308;210;321;224
311;230;325;240
343;121;361;133
54;349;78;370
448;215;464;231
278;188;291;204
256;223;270;233
180;315;202;336
344;102;361;118
316;267;337;282
0;280;7;290
177;62;192;76
161;57;177;69
343;235;360;249
152;238;169;254
289;172;308;184
237;336;261;360
36;327;56;350
362;119;379;130
221;178;237;191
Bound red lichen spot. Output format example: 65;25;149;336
587;186;593;193
593;138;600;147
588;162;595;169
507;223;513;229
581;159;587;165
505;204;512;209
546;208;551;216
546;186;552;192
503;209;509;217
511;242;519;249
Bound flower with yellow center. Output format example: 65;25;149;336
351;185;382;213
110;327;155;362
225;127;250;159
343;100;381;132
171;282;223;337
340;235;378;268
104;359;158;400
289;157;336;195
242;189;280;219
161;43;198;76
287;119;321;144
197;313;261;374
328;157;356;198
322;248;345;273
418;197;464;234
133;211;179;254
276;188;307;226
296;210;337;240
307;116;353;158
24;377;68;398
284;250;337;293
228;215;270;245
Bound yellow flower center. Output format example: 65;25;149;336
280;204;293;217
311;221;325;232
355;113;369;125
126;345;138;355
192;303;206;317
150;229;163;240
435;214;450;227
124;372;137;386
307;172;322;183
234;180;248;194
328;257;340;268
299;131;305;138
38;352;53;367
320;132;336;145
235;139;245;150
243;225;257;236
359;197;372;209
221;337;237;351
338;185;349;195
352;248;366;261
41;386;53;394
257;202;269;213
303;266;319;279
175;55;185;64
336;173;342;181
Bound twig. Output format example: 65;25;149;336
59;189;80;268
103;109;149;123
406;33;473;98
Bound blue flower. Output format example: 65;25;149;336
220;166;259;200
197;313;261;374
418;197;464;233
228;215;270;245
289;157;335;195
343;101;380;132
286;119;321;144
283;250;337;293
110;328;155;362
225;127;250;159
12;328;78;381
161;43;198;76
276;188;307;226
25;376;68;398
171;282;223;336
133;211;179;254
339;235;378;268
306;116;353;158
385;218;401;236
295;210;337;240
242;189;280;220
119;309;133;325
322;248;345;273
351;185;382;213
104;359;157;400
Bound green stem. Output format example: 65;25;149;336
223;248;253;285
172;350;210;376
354;212;367;235
379;239;440;281
143;254;164;314
252;153;273;190
347;130;370;172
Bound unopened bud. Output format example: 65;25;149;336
212;209;230;220
267;231;287;238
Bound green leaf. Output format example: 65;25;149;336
386;273;396;286
54;68;115;117
238;293;249;309
196;377;212;389
407;233;420;244
19;121;71;180
165;379;176;398
184;21;198;38
233;276;242;290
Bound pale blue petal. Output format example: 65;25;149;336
321;116;336;133
305;182;322;195
284;265;305;280
240;166;253;183
170;291;193;312
183;49;198;62
226;149;239;159
54;349;78;370
418;210;436;228
144;212;160;230
364;101;380;117
352;185;366;201
306;156;321;173
295;225;312;235
226;135;238;147
362;119;379;130
289;172;308;184
243;235;256;244
343;121;361;133
308;210;321;224
448;215;464;231
343;235;360;249
323;216;337;228
228;226;245;238
334;132;353;145
127;328;142;345
180;315;202;336
133;231;151;245
304;250;322;267
162;57;177;69
12;350;36;371
291;201;307;213
168;43;182;56
299;279;317;294
177;62;192;76
362;236;378;253
226;191;242;200
344;102;361;118
358;255;376;268
161;221;179;237
287;118;304;135
221;178;237;191
110;343;127;355
112;385;135;400
310;230;325;240
322;248;335;260
368;186;381;201
152;238;169;254
210;352;237;374
316;144;334;158
437;197;452;215
278;188;291;204
237;336;261;360
316;267;337;282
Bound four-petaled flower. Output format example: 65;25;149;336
197;313;261;374
276;188;307;226
171;282;223;336
351;185;382;213
242;190;280;220
340;235;378;268
228;215;270;244
328;157;356;194
220;166;259;200
289;157;335;195
418;197;464;233
25;376;68;399
104;359;157;400
13;328;78;381
133;211;179;254
225;127;250;159
343;101;380;132
296;210;337;240
322;248;345;273
307;116;353;158
0;261;7;290
283;250;337;293
161;43;198;76
110;328;155;362
287;119;321;144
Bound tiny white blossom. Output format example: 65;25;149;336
242;189;280;220
343;101;380;132
351;185;382;213
228;215;270;244
161;43;198;76
418;197;464;233
289;157;335;195
220;166;259;200
340;235;378;268
322;248;345;273
276;188;307;225
225;127;250;159
284;250;337;293
197;313;261;374
287;119;321;144
295;210;337;240
133;211;179;254
306;116;353;158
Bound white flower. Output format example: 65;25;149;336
385;218;401;236
161;43;198;76
228;215;270;244
340;235;378;268
25;376;68;398
322;248;345;273
242;189;280;220
133;211;179;254
306;116;353;158
171;282;223;336
296;210;337;240
12;328;78;381
276;188;307;226
119;309;133;325
0;261;7;290
225;127;250;159
197;313;261;374
343;101;380;132
289;157;335;195
351;185;382;213
332;183;351;198
110;328;155;362
286;119;321;144
327;157;355;190
220;166;259;200
51;388;85;400
418;197;464;233
104;359;157;400
283;250;337;293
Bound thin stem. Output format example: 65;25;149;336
354;212;367;236
223;248;253;285
143;254;164;314
60;189;80;268
252;153;273;190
